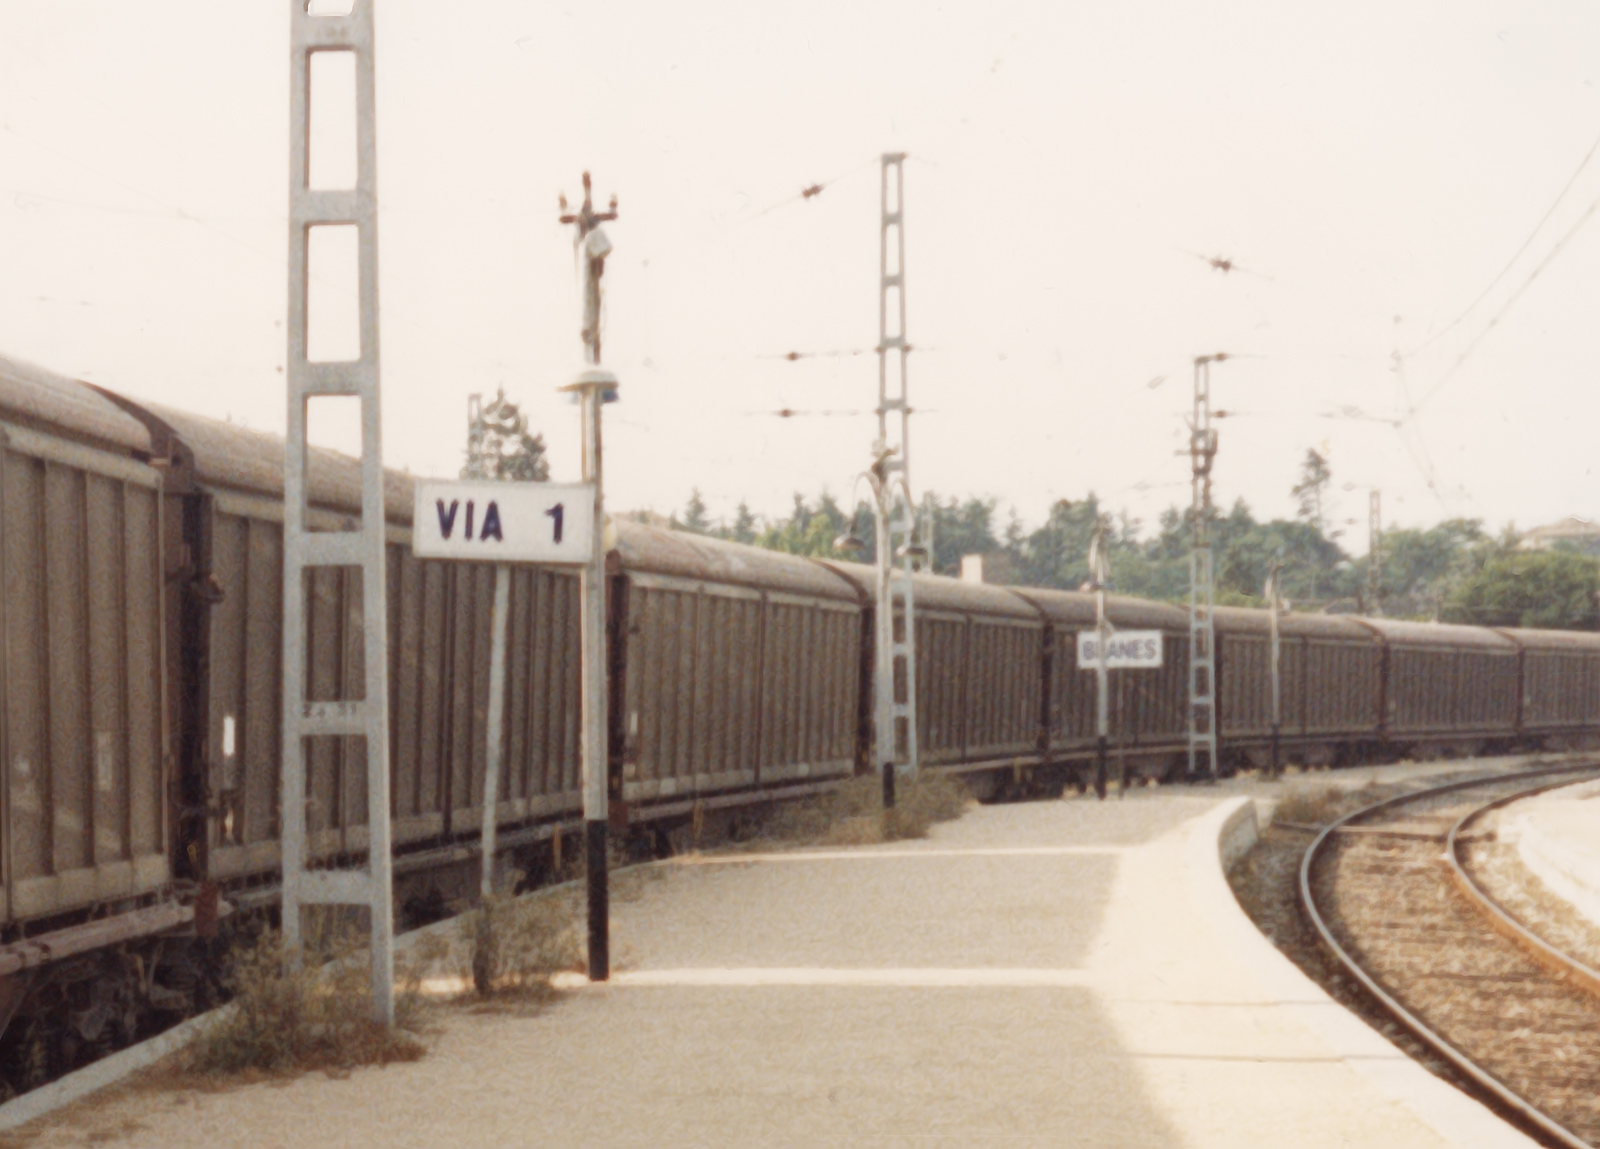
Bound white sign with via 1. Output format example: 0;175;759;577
413;481;596;565
1077;630;1163;670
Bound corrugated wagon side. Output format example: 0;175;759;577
1354;618;1520;757
612;524;862;814
1495;627;1600;749
0;360;170;932
121;403;584;908
819;562;1045;792
1213;608;1382;768
1008;589;1189;784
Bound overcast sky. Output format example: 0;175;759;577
4;2;1600;552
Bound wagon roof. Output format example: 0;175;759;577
1493;627;1600;652
0;354;154;455
1210;605;1379;641
816;560;1042;620
141;401;416;521
1352;616;1518;650
1007;587;1189;630
614;521;860;602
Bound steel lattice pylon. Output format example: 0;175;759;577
1188;355;1220;779
874;153;918;781
281;0;395;1023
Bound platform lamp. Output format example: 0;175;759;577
1265;563;1284;780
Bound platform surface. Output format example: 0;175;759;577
10;769;1547;1148
1509;777;1600;931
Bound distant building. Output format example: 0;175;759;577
960;552;1015;585
1521;517;1600;554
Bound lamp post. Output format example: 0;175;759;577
836;446;923;808
558;171;618;982
1265;563;1283;780
1088;521;1112;801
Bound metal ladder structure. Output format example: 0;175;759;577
1187;355;1220;779
281;0;395;1022
875;152;919;781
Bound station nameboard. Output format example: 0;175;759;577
413;481;596;565
1077;630;1163;670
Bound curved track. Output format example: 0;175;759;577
1300;763;1600;1149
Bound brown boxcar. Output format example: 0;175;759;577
1213;608;1382;763
612;523;861;805
1354;618;1519;746
1007;589;1189;771
1496;628;1600;743
120;403;583;892
818;563;1044;773
0;357;169;928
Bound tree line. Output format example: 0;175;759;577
668;451;1600;631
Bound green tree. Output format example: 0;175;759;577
461;389;549;482
729;501;759;545
754;491;867;560
1352;518;1485;619
1290;449;1331;534
681;488;712;534
921;493;1001;577
1442;549;1600;630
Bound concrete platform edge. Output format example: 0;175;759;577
1192;797;1541;1149
0;864;652;1135
0;1004;236;1133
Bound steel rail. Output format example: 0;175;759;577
1299;761;1600;1149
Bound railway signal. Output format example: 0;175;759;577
558;171;619;982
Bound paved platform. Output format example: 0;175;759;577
1507;777;1600;932
8;771;1551;1148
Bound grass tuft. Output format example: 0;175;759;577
182;925;426;1078
760;772;972;847
1272;779;1385;827
456;878;585;999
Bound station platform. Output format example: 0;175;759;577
1506;777;1600;933
8;770;1550;1148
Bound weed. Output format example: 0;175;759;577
182;926;425;1077
1272;779;1385;827
455;878;584;999
753;772;971;847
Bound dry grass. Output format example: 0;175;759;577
179;925;427;1079
455;879;585;999
758;773;971;847
1271;779;1384;828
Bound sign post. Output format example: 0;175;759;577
1076;615;1164;798
413;481;597;898
1265;564;1283;779
558;170;619;983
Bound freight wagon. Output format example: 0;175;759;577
3;350;1599;1095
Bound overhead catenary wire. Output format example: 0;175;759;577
1403;126;1600;359
1412;192;1600;414
735;156;879;225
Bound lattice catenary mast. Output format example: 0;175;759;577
1188;354;1223;779
281;0;395;1022
873;153;921;788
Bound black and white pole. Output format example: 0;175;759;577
1089;524;1111;801
560;173;618;982
1266;564;1282;780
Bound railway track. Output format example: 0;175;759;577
1301;763;1600;1148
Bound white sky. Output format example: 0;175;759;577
4;2;1600;553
